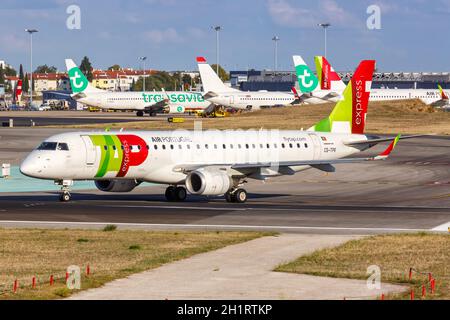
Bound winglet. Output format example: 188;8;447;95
375;134;401;160
438;84;448;100
196;56;207;63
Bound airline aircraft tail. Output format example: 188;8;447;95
196;57;238;94
309;60;376;134
314;56;346;92
292;55;319;93
65;59;103;95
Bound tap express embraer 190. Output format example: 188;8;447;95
21;60;412;203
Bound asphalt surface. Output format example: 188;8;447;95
0;110;168;127
0;128;449;235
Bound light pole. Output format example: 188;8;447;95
317;23;330;57
25;28;38;106
139;56;147;92
272;36;280;74
212;26;222;75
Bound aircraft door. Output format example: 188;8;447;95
229;96;235;104
81;135;97;165
308;134;322;160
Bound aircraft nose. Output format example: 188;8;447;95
20;154;41;178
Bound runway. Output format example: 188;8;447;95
0;129;449;235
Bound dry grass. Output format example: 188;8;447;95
276;233;450;300
53;100;450;135
0;228;269;300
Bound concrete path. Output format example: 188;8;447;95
69;234;406;300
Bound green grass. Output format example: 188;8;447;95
0;228;271;300
276;233;449;300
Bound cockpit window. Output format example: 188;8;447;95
37;142;69;151
37;142;57;150
57;143;69;151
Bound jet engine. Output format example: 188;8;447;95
185;170;232;196
95;179;141;192
165;105;185;114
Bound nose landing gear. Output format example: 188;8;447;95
56;179;73;202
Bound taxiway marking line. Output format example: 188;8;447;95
0;220;442;232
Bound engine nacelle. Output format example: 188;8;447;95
95;179;141;192
185;170;232;196
166;105;185;114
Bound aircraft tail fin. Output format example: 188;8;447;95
309;60;375;134
292;55;319;93
315;56;346;92
196;57;238;93
438;84;448;100
65;59;103;94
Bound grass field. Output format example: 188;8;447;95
276;233;450;300
58;100;450;135
0;228;269;300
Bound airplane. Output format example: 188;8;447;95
20;59;417;203
295;55;450;107
65;59;214;117
197;57;297;111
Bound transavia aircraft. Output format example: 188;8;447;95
295;55;450;108
197;57;298;111
65;59;214;116
21;60;418;203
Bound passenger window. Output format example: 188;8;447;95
289;143;293;148
162;145;166;150
104;145;108;151
281;143;285;148
223;144;226;149
297;143;300;148
154;145;158;150
170;145;174;150
187;145;191;150
304;143;308;148
245;144;249;149
178;145;182;150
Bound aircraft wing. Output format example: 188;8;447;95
174;135;400;174
344;134;422;147
143;99;170;112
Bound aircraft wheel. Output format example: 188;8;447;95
225;191;236;203
149;112;157;117
234;189;247;203
165;186;175;201
136;111;144;117
59;192;71;202
174;187;187;202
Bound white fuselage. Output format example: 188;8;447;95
207;91;296;110
307;88;449;105
20;130;367;184
77;91;211;112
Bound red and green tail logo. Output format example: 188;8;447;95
315;56;342;91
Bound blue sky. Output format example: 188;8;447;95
1;0;450;73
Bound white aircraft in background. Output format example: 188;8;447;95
65;59;214;116
293;55;345;104
197;57;297;111
21;59;419;203
295;55;450;107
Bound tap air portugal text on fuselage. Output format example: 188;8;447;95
295;55;450;107
65;59;212;116
21;60;415;203
197;57;297;111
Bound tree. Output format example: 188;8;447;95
0;67;4;85
79;56;93;82
34;64;57;74
19;64;24;80
210;64;229;81
23;74;29;93
130;78;135;91
108;64;121;71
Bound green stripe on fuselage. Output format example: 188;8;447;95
89;135;123;177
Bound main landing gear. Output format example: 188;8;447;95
56;179;73;202
136;110;144;117
225;188;248;203
165;186;187;202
